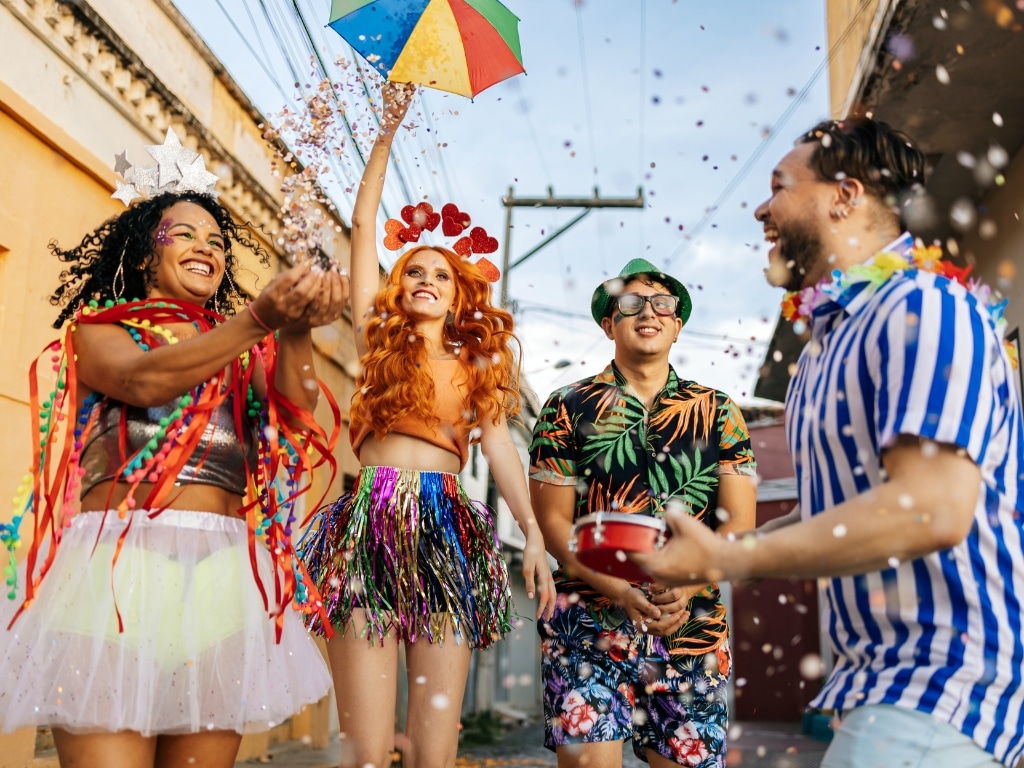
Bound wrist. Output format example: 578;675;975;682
246;303;275;335
276;324;310;340
713;535;749;583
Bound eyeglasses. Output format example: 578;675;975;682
614;293;679;317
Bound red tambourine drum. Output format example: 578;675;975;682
568;511;669;582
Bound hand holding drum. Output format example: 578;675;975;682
568;511;670;582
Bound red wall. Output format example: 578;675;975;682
730;420;824;721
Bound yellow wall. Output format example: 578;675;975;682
826;0;884;117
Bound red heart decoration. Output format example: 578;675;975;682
399;224;422;243
474;257;500;282
383;219;404;251
452;237;472;257
442;203;471;237
412;202;440;232
400;205;417;225
469;227;498;254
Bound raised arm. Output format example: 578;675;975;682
350;82;415;358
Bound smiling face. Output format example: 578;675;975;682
600;277;683;363
398;249;456;321
755;142;834;292
145;201;226;304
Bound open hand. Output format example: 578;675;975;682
281;268;350;333
380;81;415;132
522;532;556;620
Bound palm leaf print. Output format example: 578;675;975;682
650;449;718;517
579;397;645;472
648;387;716;444
717;397;749;449
586;475;649;515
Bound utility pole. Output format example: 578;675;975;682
499;186;645;308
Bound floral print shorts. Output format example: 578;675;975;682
538;592;731;767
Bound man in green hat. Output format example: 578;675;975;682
528;258;757;767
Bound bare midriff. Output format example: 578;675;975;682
357;431;462;475
80;482;244;518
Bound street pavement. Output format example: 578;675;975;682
238;722;828;768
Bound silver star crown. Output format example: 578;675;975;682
110;128;220;206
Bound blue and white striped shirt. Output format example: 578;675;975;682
786;234;1024;765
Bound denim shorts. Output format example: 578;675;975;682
538;592;730;765
823;704;1002;768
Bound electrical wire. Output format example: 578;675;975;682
574;3;600;185
664;0;877;268
209;0;292;104
637;0;647;256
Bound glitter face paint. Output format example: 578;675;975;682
154;218;174;246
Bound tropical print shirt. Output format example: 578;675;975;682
529;361;757;655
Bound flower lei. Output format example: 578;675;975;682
781;242;1017;368
1;298;341;639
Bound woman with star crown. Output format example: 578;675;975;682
0;162;347;767
297;82;555;767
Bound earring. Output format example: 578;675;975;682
224;268;239;297
213;293;222;314
112;241;127;301
829;209;841;221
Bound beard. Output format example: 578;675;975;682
766;216;826;292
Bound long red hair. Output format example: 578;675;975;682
350;245;521;439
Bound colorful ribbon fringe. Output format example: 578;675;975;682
1;299;340;641
298;465;512;649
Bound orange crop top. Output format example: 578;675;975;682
349;358;472;469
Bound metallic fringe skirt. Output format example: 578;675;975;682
298;466;512;649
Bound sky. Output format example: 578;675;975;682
171;0;831;405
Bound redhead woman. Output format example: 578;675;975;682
299;83;555;768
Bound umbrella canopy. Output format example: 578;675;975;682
328;0;525;98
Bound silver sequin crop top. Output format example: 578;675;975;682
79;395;258;497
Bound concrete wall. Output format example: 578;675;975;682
963;144;1024;343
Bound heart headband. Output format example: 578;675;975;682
383;202;501;282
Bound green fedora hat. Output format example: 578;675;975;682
590;258;692;326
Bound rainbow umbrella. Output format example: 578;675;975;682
328;0;525;98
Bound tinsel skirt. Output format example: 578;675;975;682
0;509;332;735
298;465;512;648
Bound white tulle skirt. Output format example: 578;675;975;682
0;509;332;735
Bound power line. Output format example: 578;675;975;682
664;0;876;269
574;4;600;185
637;0;647;256
209;0;292;103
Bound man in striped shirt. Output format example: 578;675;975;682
633;118;1024;767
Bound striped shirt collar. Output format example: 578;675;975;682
812;231;915;325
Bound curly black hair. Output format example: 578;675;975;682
798;118;926;203
49;191;270;328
